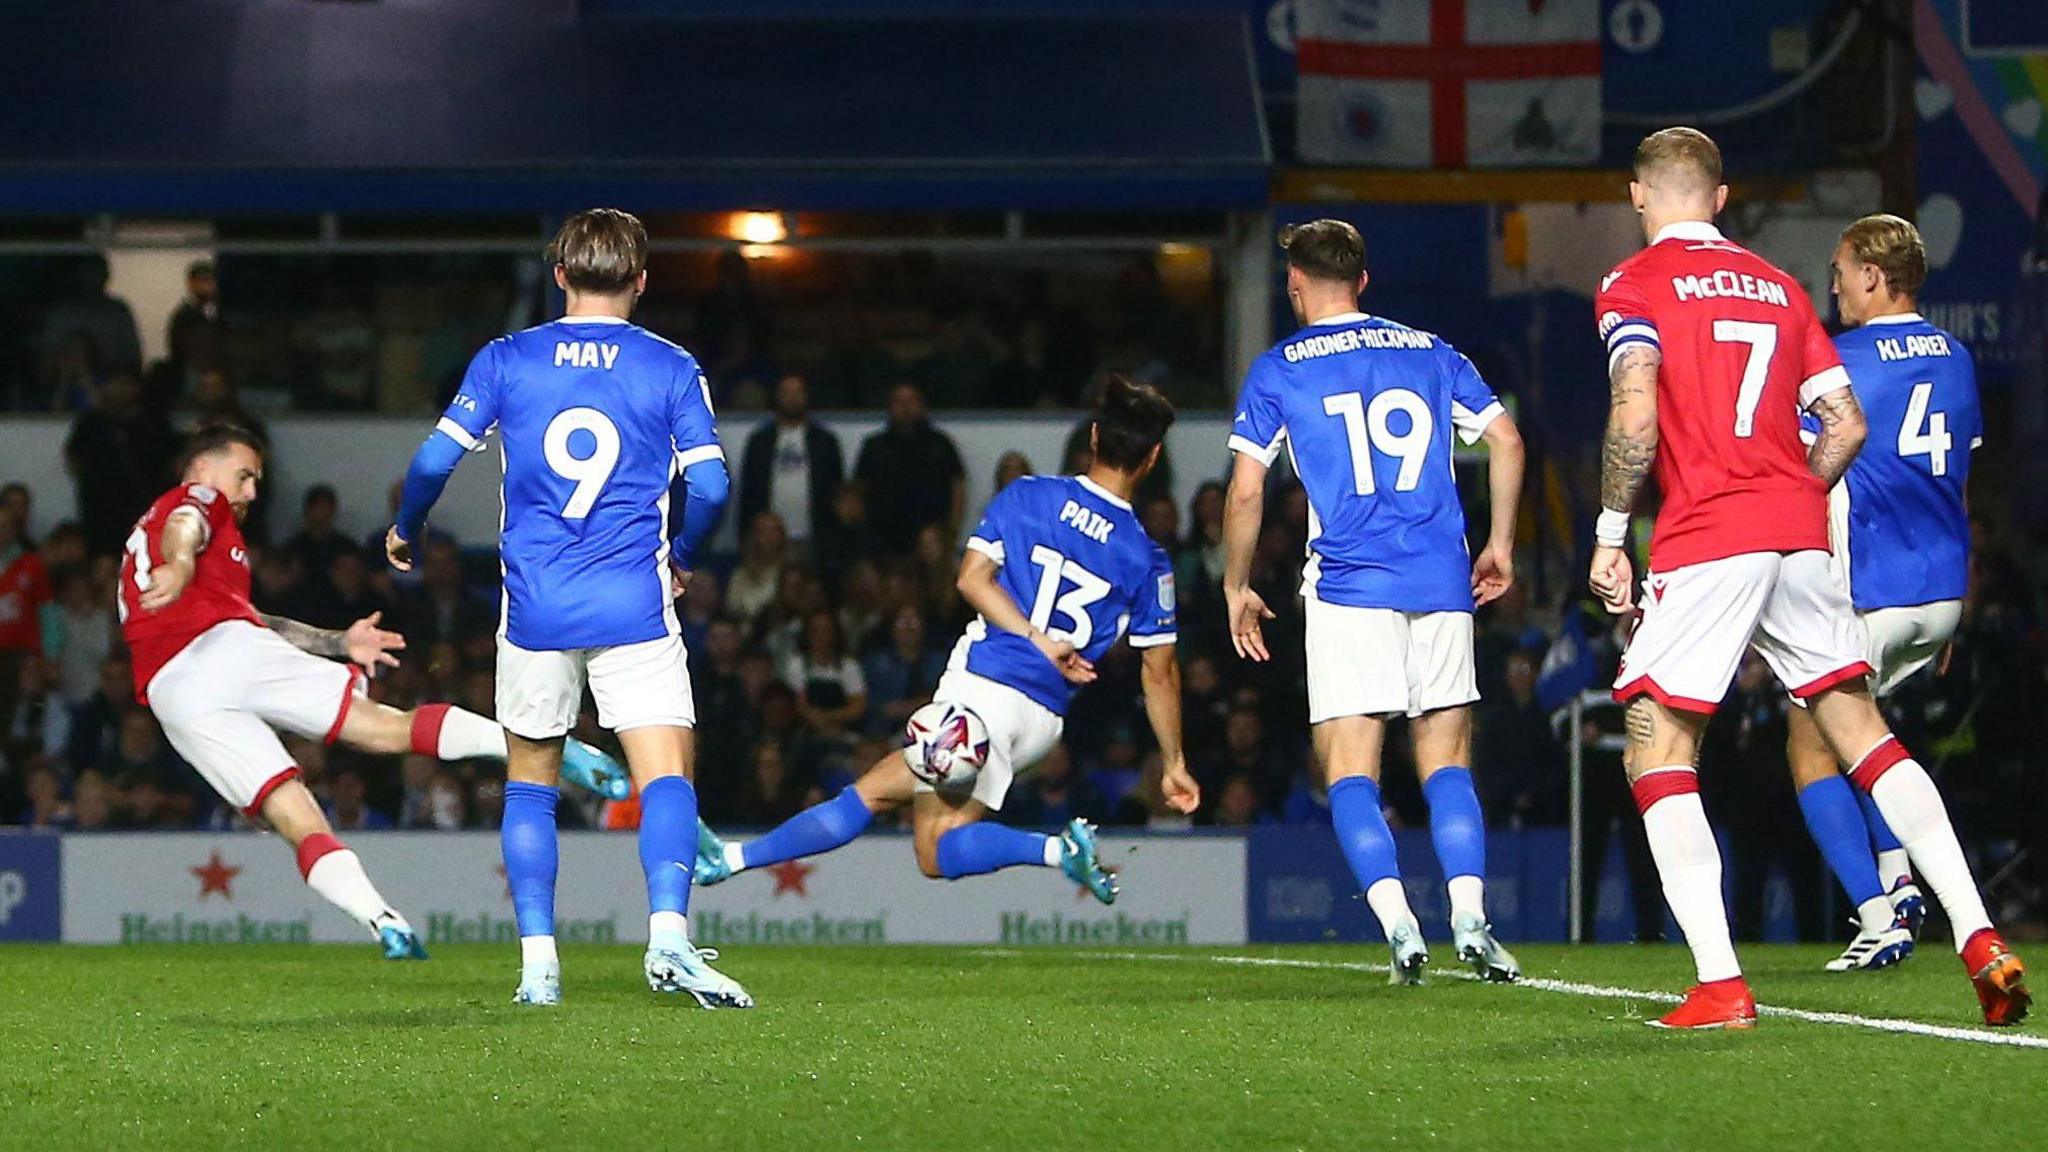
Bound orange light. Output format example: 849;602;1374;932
730;212;788;245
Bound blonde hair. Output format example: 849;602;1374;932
546;208;648;295
1633;127;1723;192
1840;213;1927;300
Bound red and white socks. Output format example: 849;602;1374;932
298;833;408;933
411;702;510;762
1633;766;1741;984
1849;736;1993;952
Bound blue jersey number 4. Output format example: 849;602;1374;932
1897;381;1953;477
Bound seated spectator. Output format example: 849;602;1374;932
861;606;945;738
992;451;1032;494
36;522;87;587
0;504;52;725
1179;653;1229;754
102;711;194;828
1139;494;1179;550
469;774;505;831
760;567;827;669
284;484;361;598
397;754;459;829
1474;648;1565;826
783;609;866;747
4;651;72;778
679;569;723;657
324;767;392;831
22;758;71;829
1002;744;1105;830
1210;772;1266;827
66;654;132;772
726;511;788;629
814;479;879;593
0;484;32;539
365;480;447;593
1279;766;1332;826
909;524;963;627
303;550;388;632
836;559;884;654
392;538;493;651
732;740;809;827
1174;481;1227;647
71;769;113;830
1194;706;1289;814
42;567;114;707
1110;753;1196;830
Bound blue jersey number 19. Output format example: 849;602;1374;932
543;407;622;519
1026;544;1111;647
1323;388;1433;494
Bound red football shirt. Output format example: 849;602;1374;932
119;482;266;702
0;549;50;653
1595;221;1849;570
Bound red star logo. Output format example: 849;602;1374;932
766;859;814;898
191;850;241;900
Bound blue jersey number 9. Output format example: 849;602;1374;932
544;407;622;519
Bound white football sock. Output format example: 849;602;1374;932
1637;770;1741;984
725;842;747;873
1042;837;1064;867
1364;877;1419;940
305;849;398;930
1877;848;1913;889
521;935;559;966
1447;875;1486;926
1863;752;1992;952
1856;896;1898;936
436;706;509;761
649;911;688;952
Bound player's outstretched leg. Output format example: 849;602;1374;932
698;784;881;885
263;781;425;959
405;702;629;800
502;779;561;1005
1814;688;2029;1024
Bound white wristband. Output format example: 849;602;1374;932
1595;509;1630;548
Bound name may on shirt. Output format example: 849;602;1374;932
555;341;621;370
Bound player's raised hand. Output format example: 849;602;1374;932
1588;545;1635;614
1471;542;1515;606
1225;584;1275;662
1159;755;1201;814
1032;631;1097;684
344;611;406;675
137;557;194;612
384;526;414;573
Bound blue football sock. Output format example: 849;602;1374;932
639;775;698;919
1421;766;1486;883
1799;774;1886;907
501;781;559;939
1855;785;1905;853
934;823;1052;880
1329;775;1400;892
738;785;875;870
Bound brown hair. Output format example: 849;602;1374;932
1840;213;1927;300
1278;219;1366;284
547;208;648;295
1633;127;1722;191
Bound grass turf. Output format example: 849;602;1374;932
3;942;2043;1151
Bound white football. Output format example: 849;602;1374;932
902;701;991;789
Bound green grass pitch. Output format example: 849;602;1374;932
4;943;2043;1151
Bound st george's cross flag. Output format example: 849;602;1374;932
1296;0;1603;168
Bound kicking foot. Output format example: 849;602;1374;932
513;962;561;1006
1452;915;1520;983
645;944;754;1009
373;913;428;961
1888;879;1927;941
1056;819;1118;905
1387;923;1428;986
1649;978;1756;1030
694;819;734;886
1962;928;2031;1027
1824;919;1914;972
562;738;632;802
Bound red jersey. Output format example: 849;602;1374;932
1594;221;1849;570
0;548;49;652
119;483;265;702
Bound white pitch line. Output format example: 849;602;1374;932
968;948;2048;1050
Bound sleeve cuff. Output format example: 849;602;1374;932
674;443;726;470
1799;364;1852;408
1451;400;1504;446
1227;432;1284;467
1127;631;1178;649
435;417;489;452
1606;336;1659;372
966;536;1005;564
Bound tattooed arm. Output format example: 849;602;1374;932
1804;386;1867;487
262;611;406;675
260;614;348;658
1589;343;1662;612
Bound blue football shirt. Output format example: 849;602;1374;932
1229;312;1503;613
1814;313;1980;610
954;475;1177;716
433;315;723;650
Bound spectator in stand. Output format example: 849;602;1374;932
35;523;86;587
365;480;448;592
43;566;114;707
21;760;70;829
3;653;71;773
992;451;1032;494
326;768;393;832
726;511;788;629
67;654;132;773
1279;764;1331;826
835;559;884;654
854;383;964;551
101;711;194;829
71;769;113;830
1474;648;1565;826
813;479;879;594
1211;772;1265;828
1112;753;1196;830
677;569;723;656
1002;743;1106;830
861;604;945;738
392;537;493;651
164;260;221;394
283;484;359;596
783;608;866;747
1705;652;1825;943
1;483;31;541
303;550;388;632
0;505;51;726
1140;494;1179;551
1178;652;1228;754
397;754;461;829
40;255;140;382
1174;481;1227;651
909;523;963;627
1195;706;1286;818
733;740;808;827
738;374;844;559
63;370;177;556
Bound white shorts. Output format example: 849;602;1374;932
912;668;1064;811
146;621;362;815
496;633;694;739
1863;600;1963;698
1303;596;1477;723
1616;550;1870;714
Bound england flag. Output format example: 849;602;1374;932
1296;0;1603;168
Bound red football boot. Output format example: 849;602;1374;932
1649;977;1757;1030
1962;928;2031;1027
